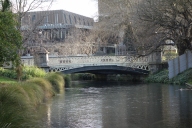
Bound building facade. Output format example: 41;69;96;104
21;10;94;55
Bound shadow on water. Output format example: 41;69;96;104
69;80;143;88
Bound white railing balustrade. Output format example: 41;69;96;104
48;56;149;71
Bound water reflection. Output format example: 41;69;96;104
41;82;192;128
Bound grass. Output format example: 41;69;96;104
0;71;67;127
45;72;65;93
0;76;17;84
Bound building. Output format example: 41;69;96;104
21;10;94;55
96;0;137;55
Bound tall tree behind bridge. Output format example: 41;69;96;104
95;0;140;54
95;0;192;56
135;0;192;55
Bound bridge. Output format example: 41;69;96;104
44;55;150;75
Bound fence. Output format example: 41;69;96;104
168;51;192;79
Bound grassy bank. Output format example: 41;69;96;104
0;67;71;127
145;68;192;85
0;76;16;84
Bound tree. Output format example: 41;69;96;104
0;0;12;12
10;0;54;55
95;0;139;53
134;0;192;55
96;0;192;56
0;1;22;78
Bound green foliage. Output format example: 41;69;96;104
0;75;16;84
0;66;46;80
170;68;192;85
0;73;65;127
63;74;71;87
26;78;55;99
22;66;46;80
145;68;192;85
0;84;36;127
0;11;22;66
0;0;12;12
145;70;169;84
45;72;64;93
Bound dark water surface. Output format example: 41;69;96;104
40;81;192;128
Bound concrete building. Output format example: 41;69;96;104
21;10;94;55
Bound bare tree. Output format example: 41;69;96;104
95;0;192;56
94;0;140;54
133;0;192;55
10;0;54;55
55;27;96;56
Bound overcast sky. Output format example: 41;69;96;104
49;0;98;18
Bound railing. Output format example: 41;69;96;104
48;56;149;71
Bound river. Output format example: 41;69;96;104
39;81;192;128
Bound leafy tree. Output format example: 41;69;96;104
0;0;22;80
0;0;12;12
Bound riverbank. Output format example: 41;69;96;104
0;66;70;127
145;68;192;85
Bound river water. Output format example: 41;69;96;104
40;81;192;128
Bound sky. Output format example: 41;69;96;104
49;0;98;18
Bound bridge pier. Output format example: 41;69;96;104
95;74;107;81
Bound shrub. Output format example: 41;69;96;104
0;84;35;127
22;66;46;80
145;70;169;83
26;78;55;100
18;82;44;107
45;72;64;93
63;74;71;87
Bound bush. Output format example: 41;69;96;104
45;72;64;93
26;78;55;100
145;70;169;83
64;74;71;87
0;84;36;127
19;82;45;107
0;66;46;80
22;66;46;80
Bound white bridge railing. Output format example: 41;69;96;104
48;56;150;71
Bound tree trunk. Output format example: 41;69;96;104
177;39;192;55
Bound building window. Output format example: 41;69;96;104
44;16;48;23
32;15;36;22
69;15;72;24
55;14;58;24
79;17;81;25
64;14;67;23
74;16;77;24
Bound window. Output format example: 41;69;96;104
69;15;72;24
79;17;81;24
32;15;36;22
44;16;48;23
74;16;77;24
64;14;67;23
55;14;58;24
